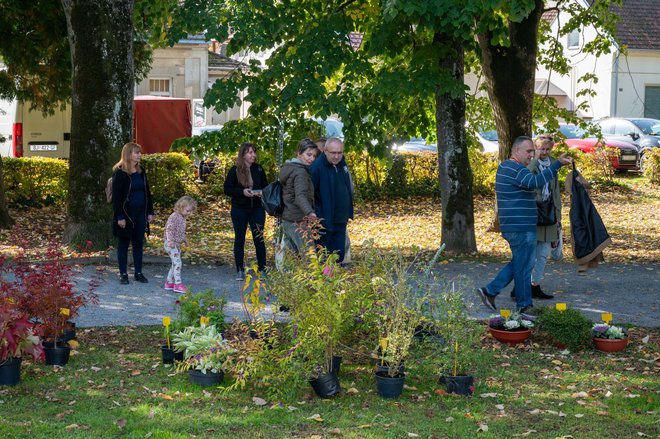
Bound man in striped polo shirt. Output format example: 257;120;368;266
478;136;573;313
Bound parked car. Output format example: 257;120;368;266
594;117;660;171
476;130;499;153
392;137;437;152
557;124;640;171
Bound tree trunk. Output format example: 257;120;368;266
61;0;134;247
0;159;15;229
477;0;544;161
435;34;476;254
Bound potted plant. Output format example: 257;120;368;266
487;312;534;345
432;278;482;396
0;304;44;386
592;323;629;352
172;321;236;386
371;252;423;399
536;306;592;351
4;241;99;366
269;250;359;398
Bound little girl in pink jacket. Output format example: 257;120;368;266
164;196;197;292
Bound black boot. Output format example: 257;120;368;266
510;288;516;300
532;284;554;299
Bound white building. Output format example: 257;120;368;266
535;0;660;119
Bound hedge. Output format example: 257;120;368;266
2;150;501;207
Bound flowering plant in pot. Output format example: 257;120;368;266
487;312;534;345
592;323;629;352
0;302;44;386
173;322;236;386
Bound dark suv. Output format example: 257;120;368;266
595;118;660;168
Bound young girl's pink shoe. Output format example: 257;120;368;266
164;282;175;290
173;283;187;293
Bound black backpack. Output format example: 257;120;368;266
261;180;284;216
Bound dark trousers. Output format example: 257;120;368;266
117;212;146;275
230;207;267;272
319;223;347;263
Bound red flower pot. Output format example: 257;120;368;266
488;327;531;345
593;337;628;352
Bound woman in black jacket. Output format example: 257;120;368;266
112;142;155;285
223;142;268;280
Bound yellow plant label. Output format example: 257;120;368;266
163;316;171;327
555;303;567;312
500;309;511;319
601;313;612;324
200;316;210;326
60;308;70;316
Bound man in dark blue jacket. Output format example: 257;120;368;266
310;137;354;263
478;136;572;313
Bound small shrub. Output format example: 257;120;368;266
469;148;498;196
2;157;68;207
536;307;593;351
643;148;660;185
573;146;618;186
140;153;196;206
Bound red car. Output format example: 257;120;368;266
558;124;640;171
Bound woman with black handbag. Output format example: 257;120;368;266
111;142;155;285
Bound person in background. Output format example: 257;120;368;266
310;137;354;263
478;136;572;313
279;138;318;255
223;142;268;280
511;135;558;300
164;195;197;293
111;142;155;285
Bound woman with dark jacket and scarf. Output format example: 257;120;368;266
223;142;268;280
279;138;318;255
112;142;155;285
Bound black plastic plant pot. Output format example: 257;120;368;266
375;361;405;376
160;345;183;364
188;369;224;386
375;371;405;399
444;375;474;396
43;342;71;366
62;321;77;342
0;357;22;386
330;355;342;376
309;372;341;398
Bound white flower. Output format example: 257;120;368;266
520;319;534;329
504;320;520;330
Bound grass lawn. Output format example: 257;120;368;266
1;326;657;438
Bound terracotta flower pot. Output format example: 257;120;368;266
593;337;628;352
488;327;531;345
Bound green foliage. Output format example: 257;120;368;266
572;147;619;188
140;153;196;206
642;148;660;185
1;157;68;207
173;289;227;333
468;148;498;196
536;307;593;352
172;324;235;374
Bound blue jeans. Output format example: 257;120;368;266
486;231;536;308
532;241;552;284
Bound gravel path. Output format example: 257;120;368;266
73;259;659;328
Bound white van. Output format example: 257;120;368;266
0;98;71;158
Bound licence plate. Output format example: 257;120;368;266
29;144;58;151
621;155;636;161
